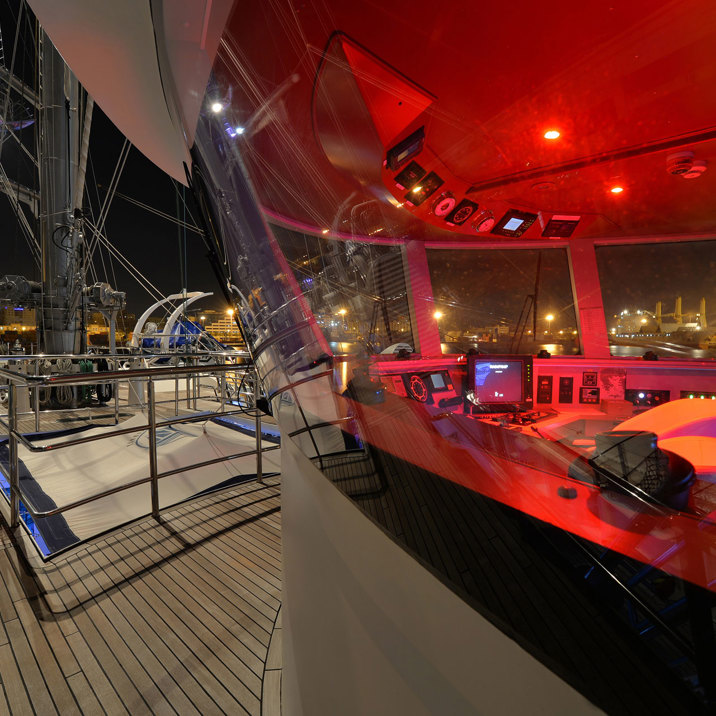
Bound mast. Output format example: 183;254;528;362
38;29;81;353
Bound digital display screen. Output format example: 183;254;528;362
470;359;524;403
430;373;446;390
503;218;524;231
386;126;425;171
492;210;538;237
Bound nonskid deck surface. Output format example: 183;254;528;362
0;476;282;715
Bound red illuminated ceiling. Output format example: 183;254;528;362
216;0;716;241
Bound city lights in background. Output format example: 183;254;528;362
226;308;234;316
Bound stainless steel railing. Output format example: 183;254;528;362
0;353;277;560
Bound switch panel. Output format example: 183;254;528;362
558;376;573;403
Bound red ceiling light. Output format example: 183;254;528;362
610;186;624;194
543;129;561;140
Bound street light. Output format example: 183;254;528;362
433;310;443;320
545;313;554;334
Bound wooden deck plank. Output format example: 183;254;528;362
38;616;81;678
0;477;283;716
106;541;263;710
13;598;80;714
0;642;33;716
261;670;281;716
148;515;281;618
66;671;104;715
164;508;282;595
65;630;129;715
4;617;58;715
126;523;273;660
0;682;11;716
99;539;256;714
123;526;270;671
77;548;218;715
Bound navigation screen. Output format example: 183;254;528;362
471;360;523;403
503;218;524;231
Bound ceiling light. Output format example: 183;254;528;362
321;228;329;234
610;186;624;194
543;130;560;140
412;186;422;193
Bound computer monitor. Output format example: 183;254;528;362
467;355;533;405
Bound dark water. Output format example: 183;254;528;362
610;341;715;360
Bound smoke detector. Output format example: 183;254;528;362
667;151;707;178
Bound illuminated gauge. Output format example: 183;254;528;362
406;374;429;402
472;210;495;233
431;192;456;217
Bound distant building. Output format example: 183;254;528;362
0;306;36;328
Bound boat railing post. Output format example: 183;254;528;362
114;358;120;425
185;365;191;410
147;377;159;519
193;356;198;410
9;382;20;529
254;367;263;484
219;363;226;413
174;370;179;416
34;358;40;433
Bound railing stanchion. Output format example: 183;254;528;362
174;372;179;416
147;378;160;518
255;369;263;484
34;359;40;433
193;357;198;410
113;358;120;425
9;384;20;529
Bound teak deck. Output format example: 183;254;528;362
0;476;282;715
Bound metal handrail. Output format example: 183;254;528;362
0;355;273;559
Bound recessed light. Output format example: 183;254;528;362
543;130;560;140
610;186;624;194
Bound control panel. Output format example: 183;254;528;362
536;375;553;403
558;376;574;404
579;386;600;404
625;388;670;407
